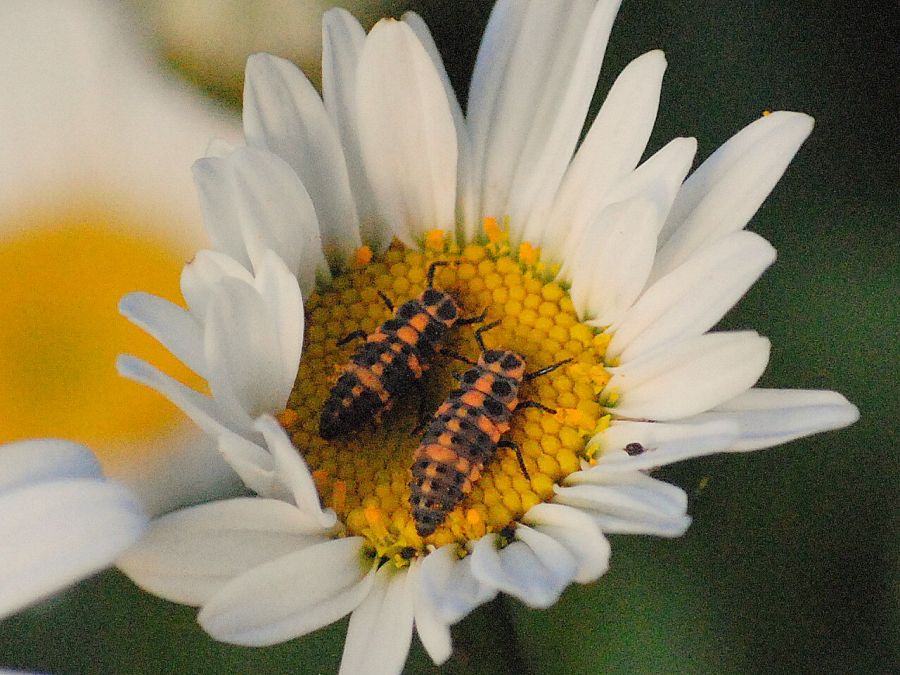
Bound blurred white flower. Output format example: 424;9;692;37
141;0;410;101
0;0;243;515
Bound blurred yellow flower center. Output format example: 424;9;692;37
0;205;202;460
279;229;612;561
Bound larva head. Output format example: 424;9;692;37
418;287;461;328
478;349;526;382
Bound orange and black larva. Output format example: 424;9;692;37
410;321;572;536
319;261;484;440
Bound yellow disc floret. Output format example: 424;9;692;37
280;231;611;562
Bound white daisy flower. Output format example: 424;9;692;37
0;0;240;515
118;2;859;672
0;439;147;621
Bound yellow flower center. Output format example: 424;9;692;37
0;202;202;461
279;231;612;561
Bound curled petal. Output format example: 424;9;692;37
556;471;691;537
192;146;329;295
180;249;254;318
255;416;336;532
470;529;576;609
418;544;497;625
119;291;206;379
522;502;611;584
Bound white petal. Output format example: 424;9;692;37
256;416;337;532
470;530;576;609
193;146;329;295
180;249;254;318
217;429;290;502
568;198;658;325
511;0;621;244
204;280;286;428
119;292;206;379
322;8;387;251
204;136;234;158
556;471;691;537
356;19;458;247
588;418;740;470
116;355;231;438
600;136;698;234
408;560;453;666
418;545;497;625
0;440;100;496
252;250;305;398
467;1;621;243
199;537;374;646
0;479;145;619
654;111;814;278
687;388;860;452
607;231;776;361
402;11;475;243
243;53;361;269
340;565;414;675
606;331;771;420
545;49;667;260
117;498;327;606
522;503;611;584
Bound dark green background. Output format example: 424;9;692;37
2;1;896;672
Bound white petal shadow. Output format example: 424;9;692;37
418;544;497;625
470;529;576;609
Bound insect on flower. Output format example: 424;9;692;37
410;321;572;536
319;261;484;440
